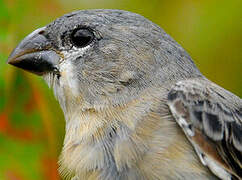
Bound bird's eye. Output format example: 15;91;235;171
70;28;94;48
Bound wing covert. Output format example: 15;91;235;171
167;78;242;180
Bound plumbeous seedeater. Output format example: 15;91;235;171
7;9;242;180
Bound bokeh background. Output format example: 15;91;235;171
0;0;241;179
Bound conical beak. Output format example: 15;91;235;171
7;27;60;76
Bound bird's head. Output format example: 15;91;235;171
7;9;201;119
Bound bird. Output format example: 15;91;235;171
7;9;242;180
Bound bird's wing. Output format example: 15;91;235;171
167;78;242;180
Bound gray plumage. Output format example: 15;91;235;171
168;78;242;179
7;9;242;180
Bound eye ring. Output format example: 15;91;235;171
70;28;94;48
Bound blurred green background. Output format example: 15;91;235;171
0;0;241;179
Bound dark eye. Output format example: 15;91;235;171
70;28;94;48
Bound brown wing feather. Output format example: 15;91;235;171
167;78;242;179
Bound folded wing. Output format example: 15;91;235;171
167;78;242;180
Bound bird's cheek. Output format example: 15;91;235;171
59;61;80;97
60;70;67;79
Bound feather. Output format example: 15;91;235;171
168;78;242;180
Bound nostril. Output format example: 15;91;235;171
36;27;46;35
38;30;45;35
